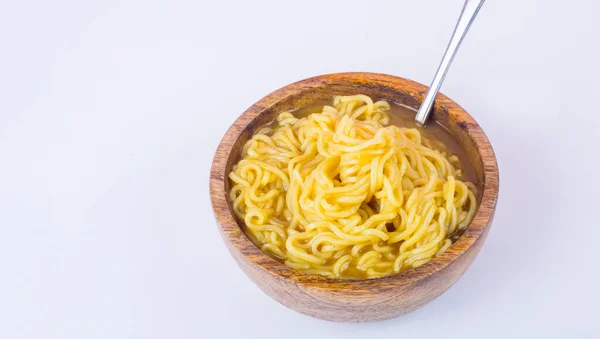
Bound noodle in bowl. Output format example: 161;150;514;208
228;94;477;279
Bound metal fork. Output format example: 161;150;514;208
415;0;486;126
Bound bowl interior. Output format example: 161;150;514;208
212;72;497;286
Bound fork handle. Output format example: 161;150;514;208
415;0;486;126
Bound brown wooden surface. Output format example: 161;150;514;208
209;72;499;322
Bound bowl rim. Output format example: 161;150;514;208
210;72;499;292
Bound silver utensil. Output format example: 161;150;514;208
415;0;486;126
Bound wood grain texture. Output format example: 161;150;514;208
209;72;499;322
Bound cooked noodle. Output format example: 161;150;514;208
229;95;477;279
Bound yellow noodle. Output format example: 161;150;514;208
228;95;477;279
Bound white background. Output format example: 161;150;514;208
1;0;599;338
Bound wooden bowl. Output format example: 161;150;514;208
209;72;499;322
